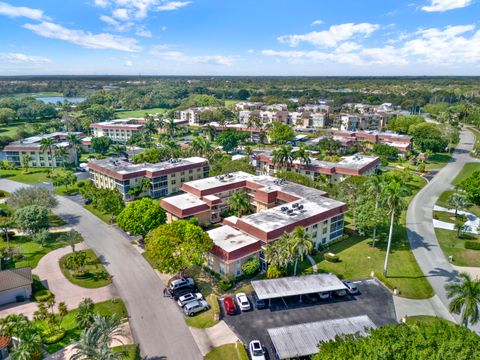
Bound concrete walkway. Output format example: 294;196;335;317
433;205;479;234
393;295;456;322
452;264;480;280
189;321;239;356
306;254;318;273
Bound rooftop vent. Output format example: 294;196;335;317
287;209;294;214
280;206;288;212
292;203;299;208
298;204;304;210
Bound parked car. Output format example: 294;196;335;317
75;166;86;172
223;296;237;315
169;278;195;291
303;293;318;304
251;291;266;309
183;299;210;316
172;286;196;300
235;293;251;311
334;289;347;297
318;291;330;300
343;281;359;295
249;340;266;360
177;293;203;307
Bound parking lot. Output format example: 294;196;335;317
222;279;397;359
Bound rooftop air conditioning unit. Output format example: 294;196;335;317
298;204;304;210
287;209;294;214
281;206;288;212
292;203;299;208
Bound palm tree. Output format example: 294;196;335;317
76;298;95;329
40;137;56;171
166;118;177;137
9;331;42;360
110;143;128;158
54;145;69;169
446;272;480;327
367;174;384;248
144;118;158;137
191;136;205;156
381;180;409;276
272;144;294;171
448;192;471;217
20;154;32;174
228;190;250;217
247;115;261;143
67;133;82;166
60;229;81;252
290;227;313;276
205;124;216;141
294;146;311;166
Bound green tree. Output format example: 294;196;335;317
460;171;480;205
448;192;471;217
272;144;294;170
289;227;313;276
267;122;295;144
241;258;259;278
85;104;113;121
66;133;82;166
228;190;250;217
381;180;409;276
76;298;95;329
116;198;166;237
294;145;311;166
13;205;49;235
408;122;449;152
238;89;250;100
40;137;56;171
60;229;82;252
338;176;368;227
0;107;16;125
209;156;255;176
20;154;32;174
145;220;213;275
373;143;398;164
446;272;480;327
91;136;113;155
65;250;88;274
8;187;58;210
387;115;424;133
217;129;246;153
32;229;50;247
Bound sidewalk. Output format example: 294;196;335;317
189;321;239;356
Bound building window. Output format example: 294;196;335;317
171;180;176;185
189;169;193;174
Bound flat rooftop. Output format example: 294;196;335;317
183;171;253;192
88;156;206;176
268;315;376;359
91;118;144;128
5;132;83;149
208;225;259;253
251;273;347;300
336;154;379;170
162;193;207;210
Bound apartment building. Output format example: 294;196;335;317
161;171;347;276
90;118;145;142
252;151;380;184
87;156;209;200
235;101;263;111
178;107;217;125
333;131;412;156
3;132;83;168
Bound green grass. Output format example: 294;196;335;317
435;228;480;267
84;203;113;224
115;108;167;119
0;168;70;184
49;212;67;227
311;174;434;299
405;315;455;325
1;232;82;269
113;345;141;360
452;162;480;185
468;126;480;157
1;91;63;99
204;343;248;360
224;100;240;106
424;153;451;170
59;249;112;288
433;211;457;224
45;299;127;353
185;294;219;328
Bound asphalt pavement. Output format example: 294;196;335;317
0;179;201;360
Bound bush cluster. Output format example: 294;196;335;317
465;241;480;250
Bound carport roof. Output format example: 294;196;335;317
251;273;347;300
268;315;376;359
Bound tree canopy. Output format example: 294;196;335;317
267;122;295;144
387;115;424;133
408;122;449;152
13;205;49;234
8;187;58;210
116;198;166;237
460;171;480;205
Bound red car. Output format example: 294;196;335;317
223;296;236;315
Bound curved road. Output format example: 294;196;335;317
0;179;201;360
407;128;480;331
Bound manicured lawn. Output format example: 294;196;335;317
45;299;127;353
436;190;454;208
185;294;220;328
84;203;113;224
115;108;167;119
113;345;141;359
424;153;451;170
204;343;249;360
311;174;434;299
224;100;240;106
433;211;457;224
452;162;480;185
468;126;480;157
0;168;70;184
1;232;82;269
435;228;480;267
405;315;455;325
49;212;67;227
59;249;112;288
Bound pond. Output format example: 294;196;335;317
35;96;86;104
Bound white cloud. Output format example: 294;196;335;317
112;8;129;20
94;0;109;7
157;1;191;11
310;19;323;26
161;26;167;31
278;23;379;47
422;0;472;12
125;60;133;66
136;27;152;37
23;21;142;52
150;46;235;65
0;2;45;20
100;15;133;31
247;49;254;53
0;52;51;64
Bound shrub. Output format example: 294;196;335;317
41;327;66;344
266;264;285;279
324;252;339;263
375;272;397;292
32;275;47;294
241;258;259;278
465;241;480;250
35;289;54;302
219;277;233;291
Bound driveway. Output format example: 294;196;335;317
223;279;396;359
406;128;480;332
0;179;201;360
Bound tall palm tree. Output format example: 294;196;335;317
290;227;313;276
76;298;95;329
205;124;216;141
66;133;82;166
9;331;42;360
110;144;128;158
446;272;480;327
54;145;69;169
294;146;311;166
272;144;294;171
367;174;384;248
40;137;56;171
144;118;158;137
166;118;177;137
191;136;205;156
247;115;261;143
20;154;32;173
228;190;250;217
381;180;408;276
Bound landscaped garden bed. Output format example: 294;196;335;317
59;249;112;288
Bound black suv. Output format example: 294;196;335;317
251;291;266;309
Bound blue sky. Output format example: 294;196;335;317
0;0;479;75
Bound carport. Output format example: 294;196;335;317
251;273;347;307
268;315;376;359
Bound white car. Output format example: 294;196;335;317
177;292;203;307
235;293;251;311
249;340;265;360
318;291;330;300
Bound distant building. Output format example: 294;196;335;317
178;107;217;125
87;156;209;200
4;132;83;168
333;131;413;156
235;102;263;111
89;118;145;142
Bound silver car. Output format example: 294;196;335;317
177;292;203;307
183;299;210;316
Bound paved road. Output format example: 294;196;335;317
406;128;480;331
0;179;201;360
